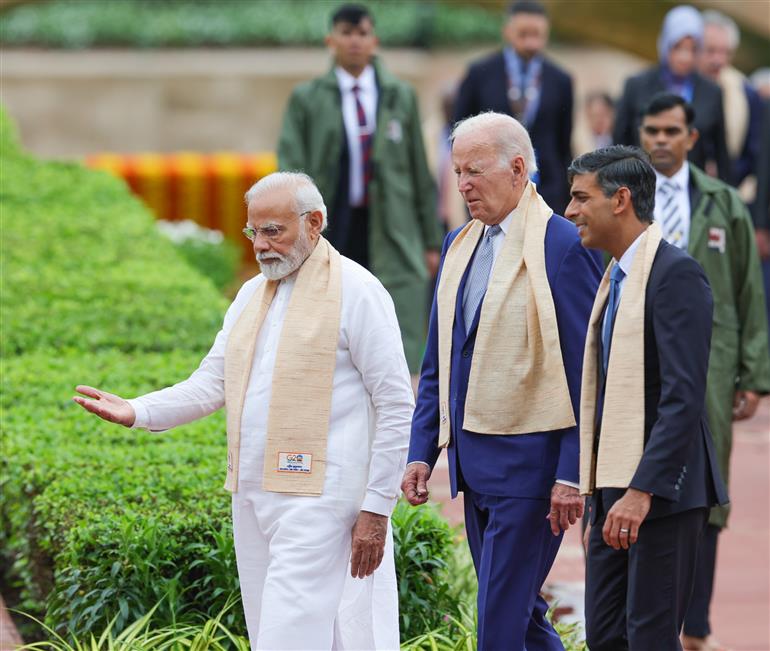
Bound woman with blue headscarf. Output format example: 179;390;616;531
613;5;731;183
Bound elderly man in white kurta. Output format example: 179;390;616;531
73;171;414;650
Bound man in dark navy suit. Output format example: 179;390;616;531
402;112;601;651
566;146;728;651
453;1;574;214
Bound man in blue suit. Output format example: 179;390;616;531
402;112;602;651
453;1;574;213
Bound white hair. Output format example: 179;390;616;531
450;111;538;174
244;171;328;231
702;10;740;51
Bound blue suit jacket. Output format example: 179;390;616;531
408;215;602;498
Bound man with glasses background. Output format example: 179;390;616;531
74;171;414;650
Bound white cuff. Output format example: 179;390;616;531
406;460;431;469
361;492;396;517
555;479;580;489
127;399;149;430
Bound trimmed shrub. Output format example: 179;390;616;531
0;0;500;48
0;104;237;639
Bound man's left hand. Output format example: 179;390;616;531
733;390;760;421
350;510;387;579
547;483;584;536
425;250;440;278
602;488;651;550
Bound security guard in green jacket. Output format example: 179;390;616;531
641;93;770;651
277;4;443;374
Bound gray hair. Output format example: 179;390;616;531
244;171;328;230
450;111;538;174
702;10;740;51
750;67;770;93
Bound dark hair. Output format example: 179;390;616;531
641;92;696;129
585;91;615;110
331;3;373;27
507;1;547;17
567;146;656;223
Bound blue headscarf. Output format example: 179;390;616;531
657;5;704;66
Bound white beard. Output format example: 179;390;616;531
257;227;314;280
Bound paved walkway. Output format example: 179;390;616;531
429;399;770;650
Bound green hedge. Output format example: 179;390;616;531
0;0;501;48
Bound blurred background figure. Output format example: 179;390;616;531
749;67;770;345
452;0;573;213
614;5;731;183
277;3;443;379
699;10;763;192
573;91;615;155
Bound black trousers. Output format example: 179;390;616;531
340;206;369;269
682;523;720;637
585;502;708;651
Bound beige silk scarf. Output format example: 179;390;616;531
435;183;575;447
579;223;662;495
223;236;342;495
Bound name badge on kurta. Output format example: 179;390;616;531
277;452;313;474
708;227;726;253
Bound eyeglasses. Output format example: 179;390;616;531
242;211;310;242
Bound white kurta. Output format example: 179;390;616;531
129;257;414;650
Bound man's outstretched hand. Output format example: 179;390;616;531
73;385;135;427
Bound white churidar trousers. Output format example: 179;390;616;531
232;480;399;651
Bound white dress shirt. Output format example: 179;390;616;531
601;229;646;334
129;257;414;516
335;65;377;207
654;163;691;249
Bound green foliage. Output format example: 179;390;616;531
157;221;241;292
391;500;474;642
0;0;501;48
18;595;249;650
0;106;238;640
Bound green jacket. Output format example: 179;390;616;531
687;163;770;527
276;57;443;370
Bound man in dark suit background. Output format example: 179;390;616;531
452;0;574;213
613;5;731;183
402;112;601;651
566;146;728;651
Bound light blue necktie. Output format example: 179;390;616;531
660;179;686;248
462;224;502;332
602;264;626;374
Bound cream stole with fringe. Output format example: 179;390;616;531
436;183;575;447
223;237;341;494
579;223;662;494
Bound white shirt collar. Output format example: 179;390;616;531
616;228;647;277
655;162;689;191
483;209;514;237
334;64;376;93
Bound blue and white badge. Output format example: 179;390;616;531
277;452;312;474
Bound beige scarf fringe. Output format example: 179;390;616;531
579;223;662;495
223;236;342;494
436;183;575;447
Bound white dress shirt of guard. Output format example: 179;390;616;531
128;256;414;650
336;64;377;208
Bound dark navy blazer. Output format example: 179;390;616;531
408;215;603;499
594;241;729;521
